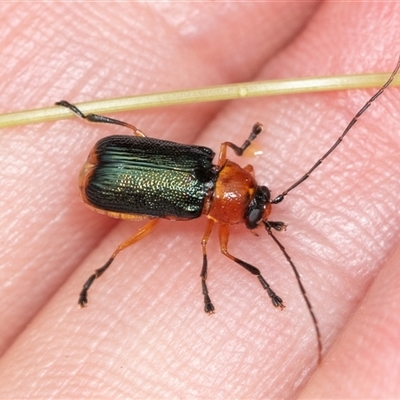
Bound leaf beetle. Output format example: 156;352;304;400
56;56;399;362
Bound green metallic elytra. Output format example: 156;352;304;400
83;135;218;219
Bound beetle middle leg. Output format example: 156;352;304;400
218;223;285;309
200;218;216;313
56;100;146;137
79;219;158;307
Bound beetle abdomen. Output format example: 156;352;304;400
80;136;217;219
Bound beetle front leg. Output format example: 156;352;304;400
217;123;263;167
218;224;285;309
79;219;158;307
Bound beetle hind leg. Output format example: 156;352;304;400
78;219;158;307
218;224;285;310
79;257;113;307
56;100;146;137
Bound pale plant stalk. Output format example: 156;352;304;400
0;72;399;129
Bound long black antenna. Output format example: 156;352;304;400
265;224;322;364
272;56;400;204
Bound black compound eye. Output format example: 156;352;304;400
246;209;262;229
245;185;272;230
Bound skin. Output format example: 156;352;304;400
0;2;399;398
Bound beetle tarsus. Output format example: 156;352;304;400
56;100;145;137
78;274;96;307
78;257;115;307
56;100;86;118
236;123;264;155
266;221;287;232
257;275;285;309
203;293;215;314
78;293;88;307
250;122;263;139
